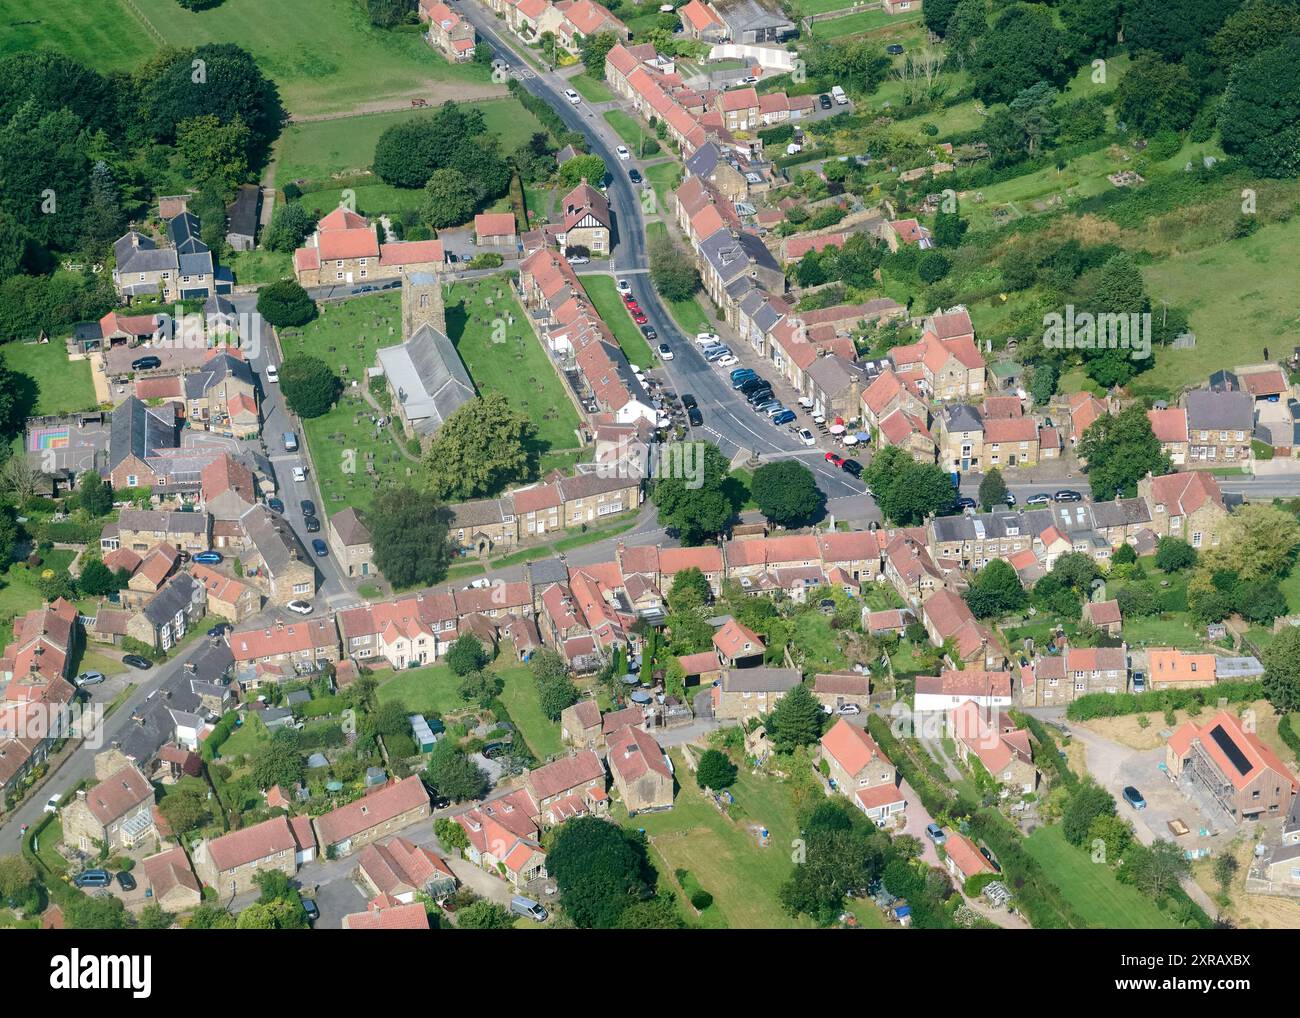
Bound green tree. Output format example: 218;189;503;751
1220;40;1300;177
1203;503;1300;582
548;816;651;928
0;854;36;904
751;460;824;527
1212;0;1300;69
76;470;113;516
970;5;1070;105
668;568;712;612
867;448;958;525
923;0;960;35
652;442;734;545
186;904;236;929
1062;779;1116;846
696;748;738;789
435;817;469;851
1131;839;1190;899
421;168;478;230
446;634;489;677
1262;623;1300;711
1125;0;1240;60
65;895;129;929
1116;57;1200;135
425;741;489;802
768;682;823;754
1154;537;1197;572
649;236;701;302
964;559;1027;619
978;468;1007;511
579;31;620;77
1076;404;1170;500
917;250;951;283
538;675;579;720
264;202;315;253
458;899;515;928
367;0;415;27
257;279;317;329
558;154;608;191
136;902;174;930
251;729;305;790
422;393;537;501
1061;0;1122;57
367;484;454;589
279;354;339;418
176;113;251;193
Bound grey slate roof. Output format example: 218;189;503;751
1087;497;1152;529
943;403;984;433
686;142;722;180
240;504;310;577
1186;389;1254;431
114;232;178;275
806;354;865;397
141;573;201;627
109;397;178;469
377;323;476;435
226;185;260;239
527;557;570;588
720;667;802;693
184;351;255;400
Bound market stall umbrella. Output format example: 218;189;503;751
854;431;871;442
844;434;858;445
829;423;846;434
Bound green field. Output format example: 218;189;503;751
446;277;582;462
570;73;616;104
643;161;682;219
604;109;648;150
225;249;295;286
1023;824;1180;929
277;99;546;189
2;341;97;416
496;665;564;759
630;751;813;928
581;274;658;366
286;293;416;517
218;713;273;759
808;7;922;37
0;0;160;72
1141;215;1300;395
376;661;468;717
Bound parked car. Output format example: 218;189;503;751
705;346;730;363
738;377;768;394
818;93;833;110
300;500;317;517
115;870;137;891
193;551;223;565
641;325;657;340
925;822;946;844
131;355;161;371
754;399;781;414
616;145;631;160
955;496;977;510
286;600;313;615
44;794;61;814
979;847;1001;872
836;703;862;715
687;407;703;427
718;355;739;367
797;428;816;446
75;671;106;687
629;168;642;183
564;88;581;104
1122;785;1147;809
304;516;321;533
1132;671;1146;693
1054;489;1083;502
695;332;720;346
292;466;307;482
207;623;232;638
302;898;320;923
74;869;112;888
616;279;632;295
825;452;845;467
510;895;548;922
681;393;698;410
730;367;756;382
772;409;797;426
631;311;648;325
122;655;152;670
268;498;285;514
1025;492;1051;506
265;364;279;384
312;538;329;557
1004;492;1017;506
842;459;862;477
746;388;774;406
658;343;674;360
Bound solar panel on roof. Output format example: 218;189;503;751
1209;724;1252;777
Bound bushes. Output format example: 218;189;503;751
968;810;1084;929
675;868;713;912
1066;681;1264;721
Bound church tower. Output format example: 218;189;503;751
401;270;447;339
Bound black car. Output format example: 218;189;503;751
300;499;317;517
312;538;329;557
302;898;320;923
680;393;698;410
131;355;161;371
1054;489;1083;503
207;622;231;638
738;377;769;394
841;458;862;477
979;847;1001;872
268;497;285;514
629;168;642;183
746;388;774;406
122;655;152;670
304;515;321;533
886;43;905;55
641;325;657;340
818;94;833;110
954;496;977;510
687;407;703;427
115;870;137;891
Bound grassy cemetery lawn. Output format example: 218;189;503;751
282;294;416;518
2;341;98;416
446;277;582;465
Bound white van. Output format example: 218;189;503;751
510;895;548;922
831;85;848;105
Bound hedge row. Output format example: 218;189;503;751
1066;681;1265;721
1013;712;1077;789
967;810;1085;930
866;714;972;819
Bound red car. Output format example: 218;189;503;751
625;301;641;313
825;452;844;467
622;292;636;304
632;313;648;325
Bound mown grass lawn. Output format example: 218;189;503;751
1023;824;1181;929
446;277;582;460
131;0;494;115
604;109;648;150
628;750;813;928
376;661;469;717
2;342;97;416
496;665;564;760
218;713;272;759
225;249;295;286
0;0;160;72
571;73;615;104
582;274;658;366
643;161;681;219
0;551;78;634
277;98;545;187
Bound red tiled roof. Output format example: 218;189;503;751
314;776;429;847
821;718;891;777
